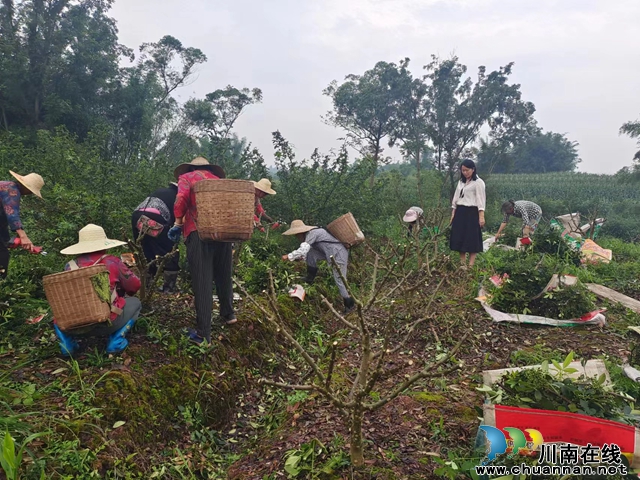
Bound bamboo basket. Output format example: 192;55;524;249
43;265;111;331
327;212;365;248
194;179;255;242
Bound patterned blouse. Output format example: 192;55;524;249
0;181;23;231
503;200;542;226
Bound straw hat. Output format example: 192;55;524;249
282;220;317;236
173;157;226;180
253;178;276;195
10;171;44;199
60;224;127;255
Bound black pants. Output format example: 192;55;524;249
131;210;179;276
186;231;234;341
0;208;10;279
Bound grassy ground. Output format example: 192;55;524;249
2;233;640;479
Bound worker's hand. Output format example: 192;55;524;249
271;222;280;230
167;225;183;243
479;214;485;228
281;254;289;261
18;233;34;252
520;237;532;246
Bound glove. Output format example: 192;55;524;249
167;225;183;243
520;237;532;246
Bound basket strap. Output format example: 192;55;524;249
68;260;79;270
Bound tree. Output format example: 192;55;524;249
478;131;580;174
0;0;127;133
620;117;640;161
139;35;207;108
423;55;536;191
390;60;431;206
323;60;411;186
183;86;262;166
236;242;467;467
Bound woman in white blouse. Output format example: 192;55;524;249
449;159;486;268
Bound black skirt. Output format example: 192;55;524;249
449;205;483;253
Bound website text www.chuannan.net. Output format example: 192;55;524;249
475;463;628;477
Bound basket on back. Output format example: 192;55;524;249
194;179;255;242
43;265;111;332
327;212;365;248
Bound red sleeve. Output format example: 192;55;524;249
255;202;266;216
105;256;141;294
174;174;190;219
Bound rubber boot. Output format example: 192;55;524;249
343;297;356;314
106;319;136;354
54;324;79;357
161;271;179;293
304;266;319;284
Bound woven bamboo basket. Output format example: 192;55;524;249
194;179;255;242
327;212;365;248
43;265;111;331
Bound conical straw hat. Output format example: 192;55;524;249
173;157;225;180
282;220;316;236
60;224;126;255
253;178;276;195
10;171;44;199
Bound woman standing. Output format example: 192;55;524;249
449;159;485;268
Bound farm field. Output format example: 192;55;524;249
3;230;640;479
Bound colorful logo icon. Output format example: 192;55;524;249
479;426;544;463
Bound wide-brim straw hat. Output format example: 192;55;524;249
10;171;44;199
173;157;226;180
403;210;419;222
253;178;276;195
60;224;127;255
282;220;317;236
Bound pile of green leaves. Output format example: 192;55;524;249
530;225;582;266
90;272;111;304
487;252;595;318
497;365;637;425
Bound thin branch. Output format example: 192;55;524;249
321;295;357;330
234;278;326;385
366;331;470;411
325;341;338;390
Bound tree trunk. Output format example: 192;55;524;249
415;148;423;208
349;405;365;467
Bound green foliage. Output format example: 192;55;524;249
481;131;580;174
495;361;638;424
485;251;595;318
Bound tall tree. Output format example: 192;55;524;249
0;0;127;133
390;59;431;206
323;60;410;186
423;55;536;190
183;86;262;167
620;117;640;161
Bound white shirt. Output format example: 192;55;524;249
451;177;486;211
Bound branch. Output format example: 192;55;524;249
365;330;470;411
321;295;357;330
234;277;326;385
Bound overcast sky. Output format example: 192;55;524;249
111;0;639;174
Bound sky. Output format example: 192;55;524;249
110;0;640;174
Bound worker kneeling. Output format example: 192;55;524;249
52;224;142;356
